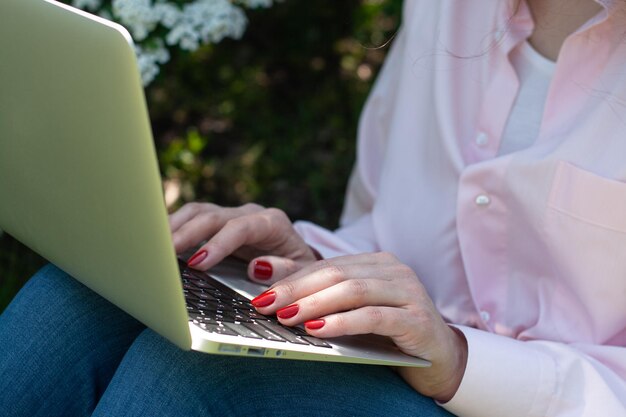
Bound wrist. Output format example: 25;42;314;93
433;326;468;403
397;325;468;402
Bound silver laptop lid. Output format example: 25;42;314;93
0;0;191;349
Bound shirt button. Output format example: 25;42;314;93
475;194;491;206
480;310;491;322
475;132;488;146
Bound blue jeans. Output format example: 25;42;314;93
0;265;455;417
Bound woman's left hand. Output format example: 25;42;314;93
251;252;468;402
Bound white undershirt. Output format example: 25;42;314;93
497;41;556;156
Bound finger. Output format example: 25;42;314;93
172;211;228;254
306;306;442;359
169;202;208;233
304;306;413;339
247;256;306;285
275;252;400;287
185;209;286;270
275;277;416;326
172;205;257;254
257;256;413;313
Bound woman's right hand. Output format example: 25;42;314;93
169;202;319;283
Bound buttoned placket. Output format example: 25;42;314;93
456;1;533;330
457;0;615;332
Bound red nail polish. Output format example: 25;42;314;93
253;260;273;280
251;290;276;308
187;250;208;267
304;319;325;330
276;304;299;319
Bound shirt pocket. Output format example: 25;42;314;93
542;161;626;343
548;161;626;232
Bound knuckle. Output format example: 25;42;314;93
407;307;430;327
242;202;263;212
314;259;333;271
366;307;384;328
281;281;298;299
348;279;369;300
224;217;249;234
182;202;202;214
196;211;219;225
305;293;321;310
265;207;289;223
333;314;348;332
323;265;347;285
408;279;426;295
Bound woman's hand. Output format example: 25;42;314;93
252;252;468;402
169;202;319;281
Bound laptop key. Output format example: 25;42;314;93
302;336;332;348
194;300;227;311
193;315;220;325
186;307;199;316
290;326;310;337
184;291;200;302
243;323;285;342
231;294;251;303
198;323;238;336
224;322;263;339
189;279;212;289
191;290;216;301
245;310;271;320
232;312;252;323
259;322;310;345
185;305;201;315
189;313;206;322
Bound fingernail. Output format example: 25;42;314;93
253;260;273;280
187;250;208;267
276;304;299;319
251;290;276;308
304;319;325;330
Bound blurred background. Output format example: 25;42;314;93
0;0;402;312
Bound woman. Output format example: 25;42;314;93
1;0;625;415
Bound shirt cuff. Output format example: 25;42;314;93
293;219;376;259
440;326;558;417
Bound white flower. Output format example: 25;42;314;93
153;1;180;28
166;0;247;51
112;0;160;41
71;0;278;85
135;40;170;85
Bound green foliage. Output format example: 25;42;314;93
0;0;402;312
151;0;402;227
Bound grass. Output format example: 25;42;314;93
0;233;47;313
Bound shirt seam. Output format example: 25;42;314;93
546;204;626;234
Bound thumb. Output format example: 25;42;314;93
247;255;306;286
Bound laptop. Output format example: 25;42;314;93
0;0;429;368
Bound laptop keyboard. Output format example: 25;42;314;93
180;264;331;348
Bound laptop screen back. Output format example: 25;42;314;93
0;0;191;349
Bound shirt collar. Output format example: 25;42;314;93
502;0;615;44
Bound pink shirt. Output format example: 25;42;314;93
294;0;626;415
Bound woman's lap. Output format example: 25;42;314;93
0;264;455;417
96;329;454;417
0;264;145;417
